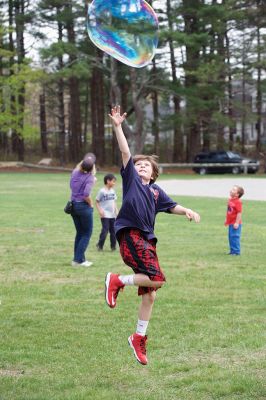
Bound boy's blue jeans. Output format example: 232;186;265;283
71;202;93;263
228;224;242;255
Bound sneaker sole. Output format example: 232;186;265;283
105;272;114;308
71;262;79;267
128;336;147;365
81;262;93;267
72;262;93;267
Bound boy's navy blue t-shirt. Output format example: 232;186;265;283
115;157;177;241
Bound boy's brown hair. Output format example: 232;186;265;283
133;154;159;184
236;185;244;198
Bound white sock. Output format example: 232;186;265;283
119;275;135;286
136;319;149;336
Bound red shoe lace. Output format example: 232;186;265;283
139;337;147;355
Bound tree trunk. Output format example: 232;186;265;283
13;0;25;161
91;49;105;166
57;7;66;165
90;71;98;154
202;117;210;151
151;58;159;155
83;81;89;146
183;0;201;161
216;1;226;150
225;31;234;150
39;90;48;154
241;62;246;154
9;0;17;155
0;12;8;154
256;24;262;152
130;68;144;154
110;58;122;165
65;1;82;161
167;0;182;161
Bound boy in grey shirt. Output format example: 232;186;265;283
96;174;118;251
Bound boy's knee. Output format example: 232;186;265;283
142;291;156;305
148;290;157;303
153;280;165;289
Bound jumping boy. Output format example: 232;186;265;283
225;185;244;255
105;105;200;365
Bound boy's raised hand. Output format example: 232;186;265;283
109;105;127;127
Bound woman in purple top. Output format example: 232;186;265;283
70;153;96;267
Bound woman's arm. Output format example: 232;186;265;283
84;195;93;207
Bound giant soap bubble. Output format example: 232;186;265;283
87;0;158;68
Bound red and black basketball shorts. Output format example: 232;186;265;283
118;228;166;296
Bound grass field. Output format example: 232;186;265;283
0;172;265;400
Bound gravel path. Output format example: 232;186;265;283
157;177;266;201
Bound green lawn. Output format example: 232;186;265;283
0;172;265;400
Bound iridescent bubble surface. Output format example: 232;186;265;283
87;0;158;68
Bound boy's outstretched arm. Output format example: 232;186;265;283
109;105;131;168
170;204;201;223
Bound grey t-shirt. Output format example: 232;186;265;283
96;187;117;218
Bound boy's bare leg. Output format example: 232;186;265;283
138;291;156;320
128;290;156;365
133;273;164;289
105;273;155;364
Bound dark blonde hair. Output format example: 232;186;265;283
133;154;159;183
236;185;244;198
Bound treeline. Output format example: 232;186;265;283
0;0;265;165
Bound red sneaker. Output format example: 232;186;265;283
128;333;148;365
105;272;124;308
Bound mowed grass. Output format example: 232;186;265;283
0;172;265;400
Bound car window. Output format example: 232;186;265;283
227;151;241;159
215;153;227;161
